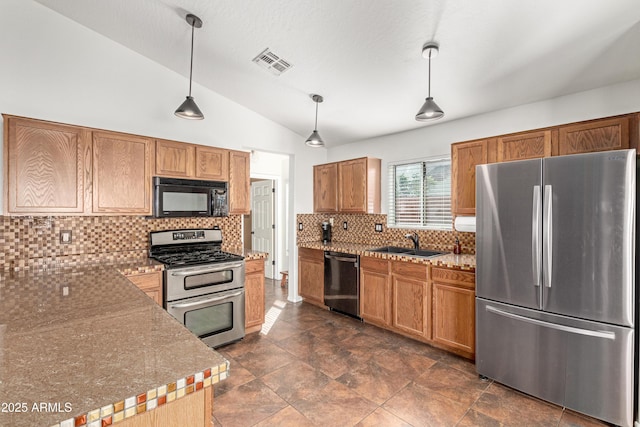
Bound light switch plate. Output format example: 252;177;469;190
343;221;348;230
60;230;72;244
298;222;303;231
375;223;383;232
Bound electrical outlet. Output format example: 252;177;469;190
298;222;303;231
375;223;383;232
60;230;72;244
343;221;348;230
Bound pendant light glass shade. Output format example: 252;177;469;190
305;94;325;147
175;14;204;120
415;42;444;122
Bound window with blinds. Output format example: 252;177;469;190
388;157;452;230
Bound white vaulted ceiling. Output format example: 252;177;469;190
34;0;640;147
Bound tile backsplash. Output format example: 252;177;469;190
297;213;475;254
0;215;242;271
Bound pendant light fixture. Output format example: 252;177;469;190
305;94;325;147
175;13;204;120
415;42;444;121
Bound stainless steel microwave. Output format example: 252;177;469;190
153;177;228;218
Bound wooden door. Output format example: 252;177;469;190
195;146;229;181
245;259;265;330
558;116;630;155
338;158;368;213
497;130;552;162
92;131;153;214
4;116;90;214
451;139;491;215
431;267;475;358
391;261;429;338
313;163;338;213
360;257;391;326
298;248;324;306
229;150;250;214
155;139;195;178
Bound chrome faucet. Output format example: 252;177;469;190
405;232;419;250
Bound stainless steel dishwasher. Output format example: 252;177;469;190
324;251;360;318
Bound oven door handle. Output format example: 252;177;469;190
170;263;244;276
169;290;244;309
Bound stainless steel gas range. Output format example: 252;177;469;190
149;228;245;348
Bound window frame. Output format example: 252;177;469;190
387;155;452;231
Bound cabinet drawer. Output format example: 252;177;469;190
431;267;475;289
245;259;264;274
391;261;427;280
360;256;389;274
298;247;324;261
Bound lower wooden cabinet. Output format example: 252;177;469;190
298;247;325;306
359;256;391;326
245;259;265;331
125;271;163;305
391;261;429;339
431;267;476;358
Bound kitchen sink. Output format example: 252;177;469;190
368;246;446;258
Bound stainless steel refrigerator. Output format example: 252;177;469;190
476;149;637;427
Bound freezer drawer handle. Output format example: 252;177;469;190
543;184;553;288
485;305;616;340
532;185;542;288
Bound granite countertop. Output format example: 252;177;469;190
0;265;228;427
298;241;476;271
223;247;269;261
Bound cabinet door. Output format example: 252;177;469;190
5;116;90;214
360;268;391;326
433;283;475;354
155;139;195;178
558;116;629;155
92;131;153;214
391;261;429;338
195;146;229;181
126;272;163;305
245;260;265;330
338;158;368;213
451;139;491;216
313;163;338;213
229;150;250;214
497;130;552;162
298;249;324;305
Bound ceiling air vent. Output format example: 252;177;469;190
252;48;293;76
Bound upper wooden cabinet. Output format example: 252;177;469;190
313;163;338;213
4;115;91;214
195;146;229;181
497;130;552;162
229;150;250;215
92;131;153;214
451;138;493;216
557;116;630;155
155;139;195;178
313;157;380;214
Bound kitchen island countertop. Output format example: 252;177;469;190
0;264;228;427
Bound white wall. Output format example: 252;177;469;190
327;78;640;213
0;0;325;302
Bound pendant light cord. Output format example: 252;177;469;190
314;100;319;131
427;50;432;98
188;20;195;97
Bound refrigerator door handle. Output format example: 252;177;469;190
532;185;542;288
485;305;616;340
543;184;553;288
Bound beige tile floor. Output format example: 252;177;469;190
213;279;609;427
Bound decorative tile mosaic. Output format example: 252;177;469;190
297;213;476;254
49;363;227;427
0;215;242;271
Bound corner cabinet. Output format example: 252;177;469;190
313;157;381;214
431;267;475;358
313;163;338;213
92;131;153;214
297;247;325;307
3;115;91;214
451;138;494;216
229;150;250;215
245;259;265;332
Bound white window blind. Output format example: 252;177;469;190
388;157;452;230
